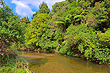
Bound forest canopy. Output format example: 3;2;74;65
24;0;110;64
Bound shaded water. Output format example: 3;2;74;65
19;51;110;73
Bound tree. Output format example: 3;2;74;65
24;13;51;49
32;12;38;19
20;16;30;34
52;1;70;13
66;0;73;3
20;16;30;24
0;1;23;46
0;0;24;65
38;2;50;14
32;2;50;19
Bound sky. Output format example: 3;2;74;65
3;0;65;20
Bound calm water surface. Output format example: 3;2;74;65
19;51;110;73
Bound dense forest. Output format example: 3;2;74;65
0;0;110;72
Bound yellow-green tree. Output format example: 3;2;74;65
25;13;51;49
0;0;25;65
39;2;50;14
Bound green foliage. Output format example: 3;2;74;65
58;24;110;64
39;27;64;52
94;48;110;64
66;0;73;3
97;28;110;42
0;1;31;72
54;1;92;31
0;1;25;66
24;0;110;64
32;12;38;19
55;21;64;26
58;24;96;56
93;2;109;24
0;57;32;73
32;2;50;19
57;40;73;56
52;1;70;13
0;12;23;42
1;0;110;65
20;16;30;38
20;16;30;28
87;1;110;31
25;13;51;49
39;2;50;14
0;2;24;49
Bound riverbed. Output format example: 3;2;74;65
19;51;110;73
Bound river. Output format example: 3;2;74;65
19;51;110;73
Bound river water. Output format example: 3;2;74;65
19;51;110;73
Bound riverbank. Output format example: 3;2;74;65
18;50;110;65
0;50;32;73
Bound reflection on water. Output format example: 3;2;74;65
27;58;48;68
19;51;110;73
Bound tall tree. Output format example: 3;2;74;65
66;0;73;3
25;13;51;49
38;2;50;14
20;16;30;24
0;1;24;52
20;16;30;33
32;11;38;19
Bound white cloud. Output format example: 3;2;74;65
12;0;33;17
11;0;65;17
0;3;3;8
46;0;65;9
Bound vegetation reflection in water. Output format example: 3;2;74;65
19;51;110;73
